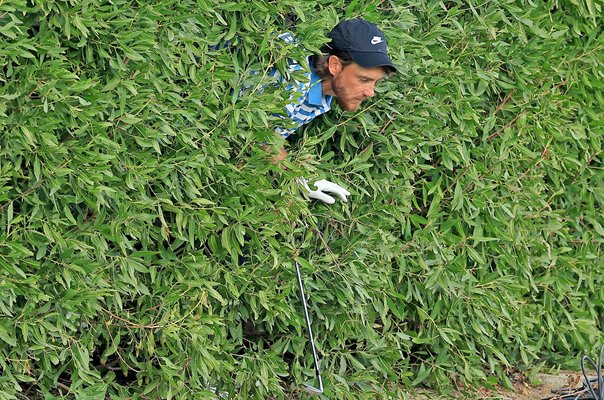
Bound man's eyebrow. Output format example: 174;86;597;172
359;74;382;81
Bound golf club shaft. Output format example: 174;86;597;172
295;261;324;394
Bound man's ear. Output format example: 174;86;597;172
327;55;342;76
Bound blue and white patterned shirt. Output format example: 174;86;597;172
270;33;333;138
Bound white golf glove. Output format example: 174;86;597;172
298;178;351;204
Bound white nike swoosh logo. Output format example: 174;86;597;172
371;36;383;45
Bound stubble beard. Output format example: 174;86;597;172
331;76;363;112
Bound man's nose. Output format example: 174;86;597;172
364;84;375;98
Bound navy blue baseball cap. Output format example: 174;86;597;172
327;19;396;72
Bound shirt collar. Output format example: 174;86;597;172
308;70;331;106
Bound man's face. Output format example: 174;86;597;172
329;59;386;112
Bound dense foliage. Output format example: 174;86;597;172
1;0;603;398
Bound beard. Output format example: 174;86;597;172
331;75;364;111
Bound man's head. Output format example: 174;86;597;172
311;19;396;111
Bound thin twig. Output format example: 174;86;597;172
56;382;71;393
493;89;515;115
444;165;472;194
99;291;205;330
585;151;600;167
379;115;396;134
106;323;142;373
545;386;589;400
544;79;568;94
0;179;45;211
99;305;162;329
486;79;568;142
487;112;525;141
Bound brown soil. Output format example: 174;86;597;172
405;371;591;400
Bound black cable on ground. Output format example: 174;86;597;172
545;344;604;400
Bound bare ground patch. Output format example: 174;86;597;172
403;371;590;400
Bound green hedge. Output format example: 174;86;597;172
1;0;603;398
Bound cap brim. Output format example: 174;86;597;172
350;51;397;73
